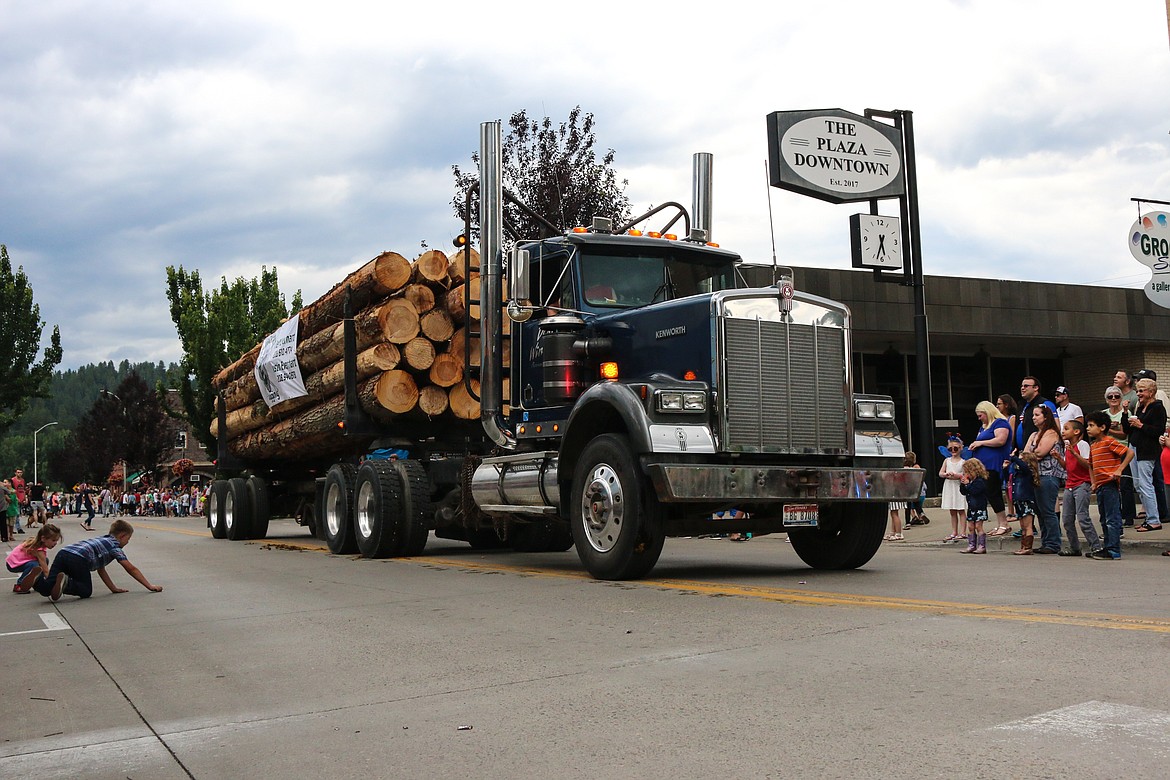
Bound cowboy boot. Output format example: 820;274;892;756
974;533;987;554
1013;534;1034;555
961;532;977;553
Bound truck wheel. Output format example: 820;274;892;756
224;477;252;541
354;461;403;558
394;460;432;556
208;480;229;539
303;501;319;539
787;504;886;569
323;463;359;554
570;434;664;580
246;476;270;540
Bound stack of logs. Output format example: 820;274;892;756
211;247;508;461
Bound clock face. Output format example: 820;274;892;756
851;214;902;270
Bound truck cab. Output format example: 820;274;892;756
470;202;922;579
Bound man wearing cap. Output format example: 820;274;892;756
1054;386;1084;428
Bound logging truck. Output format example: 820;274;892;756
205;120;922;580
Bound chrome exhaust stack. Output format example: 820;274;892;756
478;121;515;450
691;152;713;243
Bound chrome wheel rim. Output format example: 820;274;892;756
580;463;623;553
356;480;375;539
326;483;344;536
224;492;235;532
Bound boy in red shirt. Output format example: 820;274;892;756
1061;420;1097;556
1084;411;1134;560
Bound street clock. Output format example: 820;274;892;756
850;213;903;270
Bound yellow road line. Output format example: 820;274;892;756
140;522;1170;633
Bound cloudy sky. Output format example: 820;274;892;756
2;0;1168;369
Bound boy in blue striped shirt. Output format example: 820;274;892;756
34;519;163;601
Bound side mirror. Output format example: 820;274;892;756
508;247;533;322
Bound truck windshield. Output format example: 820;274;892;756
578;250;737;309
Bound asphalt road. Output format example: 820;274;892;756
3;516;1170;779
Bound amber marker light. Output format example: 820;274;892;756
627;229;643;236
706;242;720;248
683;370;698;381
600;362;620;380
535;425;543;434
572;226;589;233
552;424;560;432
664;233;677;241
647;231;662;238
518;425;527;435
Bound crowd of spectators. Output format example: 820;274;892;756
889;368;1170;560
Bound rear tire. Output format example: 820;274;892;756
394;460;432;556
323;463;359;554
570;434;664;580
354;461;403;558
208;480;229;539
224;477;252;541
787;504;886;569
246;476;270;540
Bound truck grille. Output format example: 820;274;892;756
722;317;848;454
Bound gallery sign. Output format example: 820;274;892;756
1128;211;1170;309
767;109;904;204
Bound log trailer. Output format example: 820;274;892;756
207;120;922;580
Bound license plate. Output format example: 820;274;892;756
783;503;818;527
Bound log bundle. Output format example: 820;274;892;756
212;247;499;461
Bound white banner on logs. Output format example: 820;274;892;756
255;317;307;408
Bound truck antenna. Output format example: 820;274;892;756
765;159;779;285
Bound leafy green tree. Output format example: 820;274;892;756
451;106;632;241
164;265;302;456
70;373;176;484
0;244;63;436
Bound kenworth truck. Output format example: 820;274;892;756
206;121;922;580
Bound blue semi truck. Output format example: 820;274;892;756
207;121;922;580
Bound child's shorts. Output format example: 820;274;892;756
1014;499;1037;518
966;509;988;523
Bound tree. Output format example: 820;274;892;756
72;373;176;483
451;107;632;242
164;265;302;457
0;244;63;436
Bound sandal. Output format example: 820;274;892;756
987;526;1011;537
1136;523;1163;532
1162;550;1170;556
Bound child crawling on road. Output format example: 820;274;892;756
34;519;163;602
6;523;62;593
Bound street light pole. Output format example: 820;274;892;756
33;421;59;484
102;390;129;497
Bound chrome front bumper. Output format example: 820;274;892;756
645;463;923;503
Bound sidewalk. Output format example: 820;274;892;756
893;506;1170;555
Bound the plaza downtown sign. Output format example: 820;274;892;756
767;109;904;204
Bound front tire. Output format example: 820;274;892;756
570;434;664;580
224;477;252;541
323;463;359;554
787;504;886;569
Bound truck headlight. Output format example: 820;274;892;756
656;390;706;413
855;400;895;420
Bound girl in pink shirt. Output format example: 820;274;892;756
6;524;62;593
